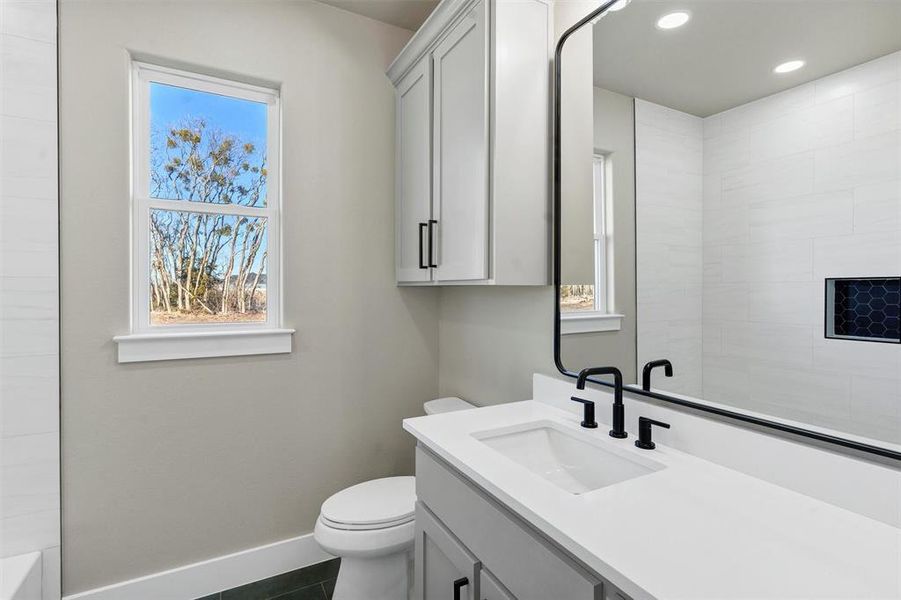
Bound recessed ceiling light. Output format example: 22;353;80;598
773;60;806;74
656;11;690;30
608;0;632;12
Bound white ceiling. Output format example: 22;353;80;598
592;0;901;116
317;0;439;31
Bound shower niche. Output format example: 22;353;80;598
825;277;901;344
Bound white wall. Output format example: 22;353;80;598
59;1;438;595
701;51;901;444
0;0;61;596
635;99;704;397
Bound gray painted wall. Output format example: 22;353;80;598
438;286;557;406
59;1;437;594
560;87;637;378
438;6;639;406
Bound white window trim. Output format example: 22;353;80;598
561;312;624;335
561;153;620;334
115;61;292;363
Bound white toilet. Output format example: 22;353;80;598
314;397;474;600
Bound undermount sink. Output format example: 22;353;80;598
473;421;664;494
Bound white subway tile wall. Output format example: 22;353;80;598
638;50;901;444
635;99;704;396
0;0;61;583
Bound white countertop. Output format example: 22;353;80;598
404;400;901;600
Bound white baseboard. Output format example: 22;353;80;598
63;534;333;600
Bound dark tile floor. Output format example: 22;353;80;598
195;558;340;600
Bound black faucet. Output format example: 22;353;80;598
569;396;598;428
635;417;670;450
642;359;673;391
576;366;627;439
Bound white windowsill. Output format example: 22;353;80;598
113;328;294;363
560;313;623;335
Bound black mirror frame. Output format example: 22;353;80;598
552;1;901;462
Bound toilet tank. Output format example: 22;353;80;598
423;397;475;415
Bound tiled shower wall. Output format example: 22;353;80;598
635;99;704;397
701;50;901;443
638;51;901;444
0;0;61;592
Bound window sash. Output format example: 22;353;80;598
592;154;611;314
131;61;282;334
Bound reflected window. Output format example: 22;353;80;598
561;154;614;315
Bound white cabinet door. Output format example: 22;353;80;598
431;1;489;282
396;56;433;283
480;569;516;600
415;502;480;600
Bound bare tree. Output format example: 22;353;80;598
150;119;268;322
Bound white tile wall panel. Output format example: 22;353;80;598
0;276;57;320
720;83;815;133
747;281;818;326
699;354;750;404
721;239;813;283
854;80;899;139
703;128;749;174
0;117;57;182
721;151;816;206
814;52;900;104
635;99;704;397
812;231;901;279
852;179;901;233
815;130;901;193
747;190;853;242
702;283;749;321
812;334;899;378
721;321;815;368
1;509;60;559
747;365;852;420
0;0;56;43
0;0;60;569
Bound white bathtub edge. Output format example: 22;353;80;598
2;552;42;600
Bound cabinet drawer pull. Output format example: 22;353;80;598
418;222;428;269
453;577;469;600
428;219;438;268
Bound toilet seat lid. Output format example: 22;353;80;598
321;476;415;530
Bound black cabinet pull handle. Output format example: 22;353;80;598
453;577;469;600
428;219;438;268
418;222;428;269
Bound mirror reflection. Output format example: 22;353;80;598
558;0;901;447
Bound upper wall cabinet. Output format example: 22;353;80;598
388;0;552;286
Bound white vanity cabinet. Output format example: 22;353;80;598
388;0;551;286
415;446;628;600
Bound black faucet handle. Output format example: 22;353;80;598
635;416;670;450
570;396;598;429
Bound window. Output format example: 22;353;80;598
115;62;292;362
560;153;622;334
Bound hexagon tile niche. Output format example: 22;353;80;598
826;277;901;343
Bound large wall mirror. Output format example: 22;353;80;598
555;0;901;459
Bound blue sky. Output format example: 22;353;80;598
150;82;267;146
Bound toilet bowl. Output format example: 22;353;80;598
314;397;474;600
